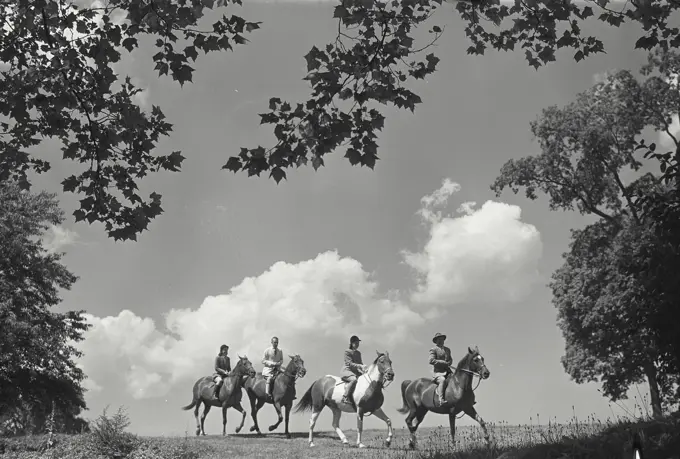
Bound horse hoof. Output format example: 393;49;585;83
268;426;276;432
235;428;242;434
309;442;315;448
249;426;256;432
286;434;291;439
358;443;366;449
408;441;416;450
385;440;391;448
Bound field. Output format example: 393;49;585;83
2;411;680;459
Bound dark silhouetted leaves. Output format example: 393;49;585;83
0;0;260;241
4;0;680;242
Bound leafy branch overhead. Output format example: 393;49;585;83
2;0;680;241
224;0;680;182
0;0;260;241
223;0;444;183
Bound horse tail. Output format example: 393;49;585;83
396;379;412;414
294;381;316;414
181;399;198;411
181;379;201;410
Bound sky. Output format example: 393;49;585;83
24;0;670;437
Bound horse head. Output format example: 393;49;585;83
236;354;257;378
466;346;490;380
287;354;307;379
373;350;395;385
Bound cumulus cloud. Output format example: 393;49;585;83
41;225;78;254
403;179;543;307
75;179;543;401
76;251;424;400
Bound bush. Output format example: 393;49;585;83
88;406;141;459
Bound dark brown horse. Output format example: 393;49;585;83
294;351;395;449
181;355;256;436
397;346;491;449
244;354;307;438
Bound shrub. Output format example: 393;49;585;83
88;406;140;459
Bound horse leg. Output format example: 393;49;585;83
370;407;393;448
463;406;491;445
308;408;322;448
330;407;349;445
407;407;427;449
231;401;246;434
200;404;212;436
268;400;283;432
284;403;292;439
193;402;201;436
222;404;228;436
356;408;366;448
248;392;264;435
448;411;458;447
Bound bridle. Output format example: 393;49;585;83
358;358;394;417
448;358;489;419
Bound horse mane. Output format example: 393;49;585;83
231;357;243;373
454;349;477;370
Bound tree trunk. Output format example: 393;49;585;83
644;364;663;418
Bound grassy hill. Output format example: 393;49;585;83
1;409;679;459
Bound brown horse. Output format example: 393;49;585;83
244;354;307;438
181;355;256;436
397;346;491;449
294;351;395;449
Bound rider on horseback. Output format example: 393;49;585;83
429;333;452;406
262;336;284;401
341;335;367;406
212;344;231;400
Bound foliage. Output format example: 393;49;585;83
2;0;680;241
0;180;90;434
0;0;260;241
550;217;679;414
490;51;680;415
88;406;140;458
1;410;679;459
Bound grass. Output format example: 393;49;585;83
2;408;679;459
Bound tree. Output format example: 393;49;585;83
551;217;679;417
2;0;680;241
490;55;680;416
0;180;91;434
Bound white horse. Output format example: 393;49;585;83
293;351;396;448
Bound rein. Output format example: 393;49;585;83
447;364;485;419
358;363;393;418
273;360;304;393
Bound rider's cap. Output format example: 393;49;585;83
432;333;447;343
220;344;229;350
350;335;361;343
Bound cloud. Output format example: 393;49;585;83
75;179;543;401
403;179;543;307
41;225;78;254
76;251;424;400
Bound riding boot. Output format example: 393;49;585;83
265;381;273;401
341;380;356;405
213;383;221;400
436;384;445;406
